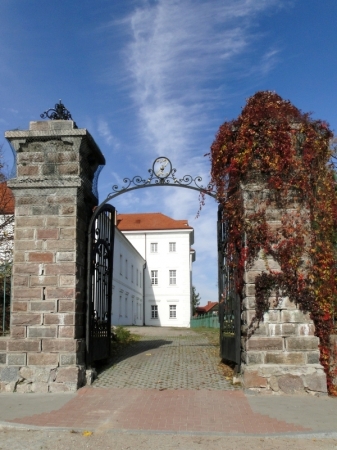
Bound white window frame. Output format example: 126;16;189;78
169;305;176;319
151;270;158;285
169;270;176;285
151;242;158;253
169;242;176;252
151;305;158;319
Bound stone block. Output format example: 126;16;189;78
28;353;59;365
8;340;40;352
13;276;29;287
56;252;75;262
46;240;76;251
32;206;60;216
30;276;58;286
49;382;75;393
60;353;77;365
265;352;306;365
0;353;6;364
282;324;297;335
17;165;39;176
28;326;57;338
246;352;265;364
19;366;35;381
16;382;32;393
307;351;320;364
31;382;49;393
15;229;35;240
12;314;42;326
298;324;315;336
58;163;79;175
14;288;42;299
17;152;44;164
16;217;45;228
305;373;327;393
28;252;54;263
278;374;304;394
60;205;75;215
246;337;283;351
286;336;319;351
281;310;312;323
0;341;7;351
15;240;43;251
243;370;268;388
245;284;255;296
44;313;74;325
263;310;280;323
45;263;76;275
46;287;75;299
59;275;76;287
58;300;75;312
55;366;80;383
30;301;57;312
36;229;59;240
58;326;76;338
60;228;76;239
42;339;76;352
244;270;261;284
12;301;28;312
11;326;26;339
242;297;256;310
269;375;279;392
0;367;19;382
13;263;40;275
46;216;76;227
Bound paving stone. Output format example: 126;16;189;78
93;333;236;390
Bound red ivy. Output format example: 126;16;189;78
210;91;337;395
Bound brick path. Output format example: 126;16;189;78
8;329;311;434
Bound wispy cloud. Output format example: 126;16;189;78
124;0;280;162
97;118;120;149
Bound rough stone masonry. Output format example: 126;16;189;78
0;120;104;392
240;184;328;395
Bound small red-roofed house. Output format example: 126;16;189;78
195;301;218;316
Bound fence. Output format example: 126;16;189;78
190;312;219;329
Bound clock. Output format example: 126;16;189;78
153;157;172;179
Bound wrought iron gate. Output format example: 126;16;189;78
86;204;115;365
217;205;241;369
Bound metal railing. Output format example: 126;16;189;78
0;264;12;335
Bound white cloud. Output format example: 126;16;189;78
97;118;120;149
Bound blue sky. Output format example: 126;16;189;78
1;0;336;305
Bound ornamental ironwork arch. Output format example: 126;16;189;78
90;156;217;225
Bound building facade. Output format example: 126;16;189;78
117;213;195;328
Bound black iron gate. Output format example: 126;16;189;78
86;204;115;365
217;205;241;370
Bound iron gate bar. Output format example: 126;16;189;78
86;204;115;366
218;205;241;369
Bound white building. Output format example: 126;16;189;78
116;213;195;328
111;227;145;326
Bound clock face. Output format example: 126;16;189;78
153;157;172;179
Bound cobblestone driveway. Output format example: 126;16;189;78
93;327;235;390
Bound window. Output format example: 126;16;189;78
151;243;158;253
119;296;122;317
125;259;128;279
169;305;176;319
151;270;158;285
136;268;139;286
120;255;123;275
125;297;128;317
169;270;176;285
151;305;158;319
169;242;176;252
140;272;142;288
131;265;134;283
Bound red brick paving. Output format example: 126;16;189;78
10;387;310;434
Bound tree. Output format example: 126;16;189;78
191;286;201;315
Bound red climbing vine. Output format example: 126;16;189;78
210;91;337;395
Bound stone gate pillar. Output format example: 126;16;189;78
0;120;104;392
241;184;327;395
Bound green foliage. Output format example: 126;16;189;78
110;326;140;356
191;286;201;315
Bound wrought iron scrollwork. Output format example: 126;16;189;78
107;156;216;199
40;100;73;121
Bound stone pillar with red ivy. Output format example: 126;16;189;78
211;91;337;395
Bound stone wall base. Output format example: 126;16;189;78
0;365;93;393
241;364;327;395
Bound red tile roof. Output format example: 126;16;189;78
117;213;193;231
196;301;218;314
0;182;14;215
